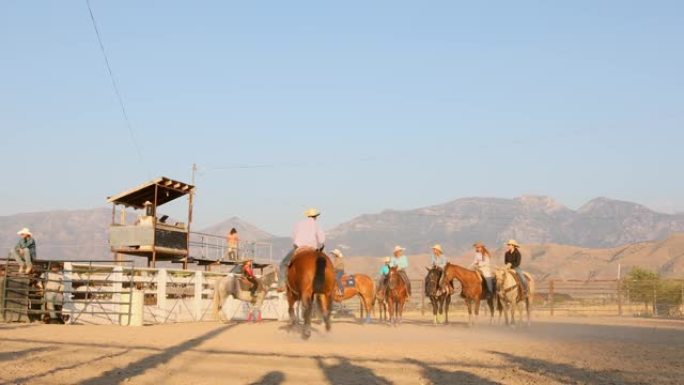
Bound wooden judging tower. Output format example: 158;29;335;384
108;177;195;268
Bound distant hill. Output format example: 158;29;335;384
0;208;112;261
333;233;684;280
326;195;684;257
1;195;683;279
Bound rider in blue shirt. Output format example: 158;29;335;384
390;246;411;295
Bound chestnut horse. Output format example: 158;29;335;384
334;274;375;323
385;266;409;325
439;263;497;326
425;266;451;325
286;247;336;339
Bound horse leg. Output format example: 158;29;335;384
474;299;481;325
444;295;451;325
302;295;313;340
526;297;531;327
318;293;332;332
399;298;405;324
430;297;438;324
287;291;298;326
466;300;473;327
487;297;495;325
438;296;444;324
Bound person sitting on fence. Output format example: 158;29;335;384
242;259;258;297
331;249;345;296
470;242;494;298
225;228;240;261
431;244;447;269
39;263;64;324
9;228;36;274
504;239;528;294
390;246;411;296
278;208;326;290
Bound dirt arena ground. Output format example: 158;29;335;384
0;315;682;385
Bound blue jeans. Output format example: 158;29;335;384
279;247;296;286
514;267;527;290
335;270;344;292
484;277;494;294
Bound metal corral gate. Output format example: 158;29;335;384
61;263;287;325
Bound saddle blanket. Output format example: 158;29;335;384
343;275;356;288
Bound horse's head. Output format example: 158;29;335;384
494;267;507;286
387;266;400;289
262;266;279;287
425;266;442;295
437;262;451;291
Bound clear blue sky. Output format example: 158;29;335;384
2;1;683;235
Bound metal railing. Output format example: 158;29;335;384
1;257;137;325
189;232;273;264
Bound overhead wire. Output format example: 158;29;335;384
85;0;147;173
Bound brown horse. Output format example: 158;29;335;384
334;274;375;323
425;266;451;325
385;266;409;325
440;263;497;326
286;247;336;339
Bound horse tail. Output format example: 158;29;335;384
313;255;327;294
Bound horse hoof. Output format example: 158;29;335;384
302;330;311;340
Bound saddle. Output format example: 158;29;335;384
238;277;257;292
507;269;527;300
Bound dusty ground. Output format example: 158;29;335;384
0;315;682;385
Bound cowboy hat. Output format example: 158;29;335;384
17;228;32;236
331;249;343;258
432;244;443;254
384;256;391;263
393;246;406;253
506;239;520;248
304;208;320;218
473;241;485;248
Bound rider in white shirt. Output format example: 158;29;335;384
470;242;494;297
278;208;325;287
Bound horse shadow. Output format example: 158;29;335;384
489;351;644;385
315;356;393;385
248;371;286;385
277;323;321;336
405;358;501;385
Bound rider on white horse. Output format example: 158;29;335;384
504;239;527;294
278;208;326;289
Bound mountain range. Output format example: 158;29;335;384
1;196;683;278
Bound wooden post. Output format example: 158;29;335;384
112;266;123;324
193;271;204;321
151;184;158;268
157;269;167;312
63;262;74;323
653;280;658;317
617;279;623;316
549;280;555;316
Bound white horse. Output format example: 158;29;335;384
212;266;278;322
494;267;534;327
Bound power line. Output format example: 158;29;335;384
85;0;146;170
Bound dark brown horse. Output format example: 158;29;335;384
334;273;375;323
425;266;451;324
385;266;409;325
286;247;336;339
439;263;497;326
